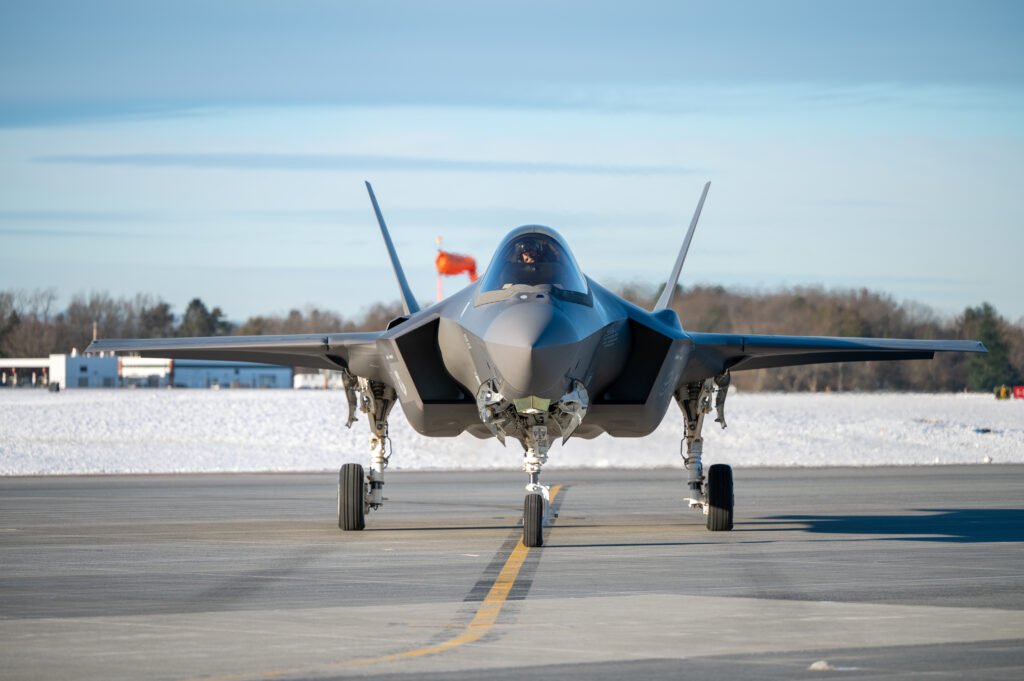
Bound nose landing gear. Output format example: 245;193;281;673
522;424;552;547
477;381;588;547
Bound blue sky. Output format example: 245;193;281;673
2;0;1022;323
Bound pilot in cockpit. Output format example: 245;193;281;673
513;237;560;266
518;243;537;264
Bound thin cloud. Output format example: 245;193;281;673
6;82;1017;130
0;227;151;239
0;210;156;222
36;153;698;176
236;207;684;228
810;199;903;208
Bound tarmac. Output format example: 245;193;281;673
1;466;1023;680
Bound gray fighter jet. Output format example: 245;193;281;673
87;182;986;546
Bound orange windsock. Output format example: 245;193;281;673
436;250;478;281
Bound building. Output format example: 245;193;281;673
0;357;54;388
120;357;173;388
293;369;347;389
169;359;292;389
63;354;119;388
0;354;292;389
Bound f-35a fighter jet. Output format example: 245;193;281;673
87;182;986;546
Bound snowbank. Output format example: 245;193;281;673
1;390;1020;475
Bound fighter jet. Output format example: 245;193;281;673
87;182;986;546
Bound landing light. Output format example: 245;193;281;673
513;396;551;414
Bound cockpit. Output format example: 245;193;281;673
478;226;590;303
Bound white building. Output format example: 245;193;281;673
64;354;119;388
0;357;54;388
120;357;173;388
293;369;347;389
0;354;292;389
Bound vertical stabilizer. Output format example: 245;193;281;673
365;181;421;316
653;182;710;312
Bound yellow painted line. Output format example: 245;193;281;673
178;484;561;681
350;483;561;666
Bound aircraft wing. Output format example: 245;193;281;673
82;184;419;380
85;332;384;373
684;332;986;378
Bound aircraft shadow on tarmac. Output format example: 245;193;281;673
759;509;1024;543
366;524;522;532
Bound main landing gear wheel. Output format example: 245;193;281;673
339;463;365;531
523;493;545;547
706;463;734;531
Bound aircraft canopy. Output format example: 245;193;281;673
479;227;589;295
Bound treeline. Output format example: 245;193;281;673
0;290;403;358
620;284;1022;392
2;286;1021;392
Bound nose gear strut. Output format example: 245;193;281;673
475;379;589;547
523;424;551;503
521;423;551;548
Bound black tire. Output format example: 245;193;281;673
523;493;544;547
706;463;734;531
339;463;365;531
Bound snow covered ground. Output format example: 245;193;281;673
1;389;1021;475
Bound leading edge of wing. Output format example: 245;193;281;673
687;332;986;373
85;332;382;371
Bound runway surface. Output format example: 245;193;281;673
2;466;1023;680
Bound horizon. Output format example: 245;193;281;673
8;279;1016;329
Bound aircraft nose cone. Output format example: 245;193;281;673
485;301;577;349
483;302;579;398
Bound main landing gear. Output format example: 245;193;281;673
676;374;734;531
337;371;396;532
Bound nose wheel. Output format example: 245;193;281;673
523;493;545;547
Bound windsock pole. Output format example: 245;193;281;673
436;235;443;302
